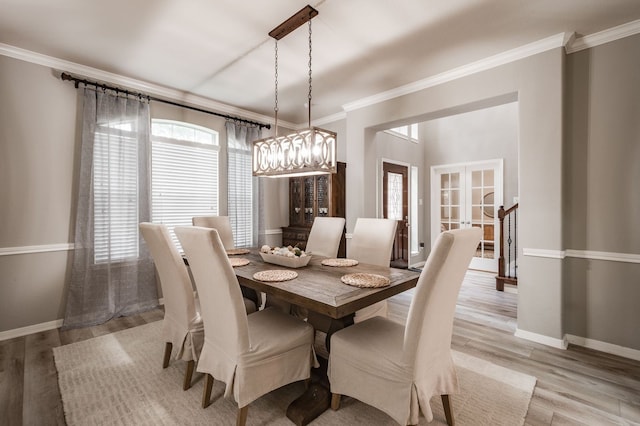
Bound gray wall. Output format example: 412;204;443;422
563;33;640;349
0;56;77;331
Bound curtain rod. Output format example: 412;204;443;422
60;72;271;130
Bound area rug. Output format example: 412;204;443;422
53;321;536;425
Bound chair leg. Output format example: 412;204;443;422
442;394;455;426
236;405;249;426
162;342;172;368
202;374;214;408
331;393;341;411
183;360;195;390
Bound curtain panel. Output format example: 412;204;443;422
63;88;158;329
226;121;264;247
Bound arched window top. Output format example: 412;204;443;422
152;119;219;146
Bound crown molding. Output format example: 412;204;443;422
567;19;640;53
0;43;293;129
343;33;569;113
309;111;347;128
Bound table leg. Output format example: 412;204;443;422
286;314;354;425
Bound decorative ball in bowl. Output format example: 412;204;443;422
259;245;311;268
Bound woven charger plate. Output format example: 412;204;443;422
227;248;250;255
321;258;359;267
229;257;250;267
341;273;390;288
253;270;298;282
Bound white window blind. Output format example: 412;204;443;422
228;147;253;247
94;122;140;263
151;120;219;249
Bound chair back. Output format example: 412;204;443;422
403;228;481;370
305;217;346;258
175;226;250;358
192;216;235;249
349;218;397;266
139;222;198;327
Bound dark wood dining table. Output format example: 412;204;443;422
231;249;421;425
234;250;419;339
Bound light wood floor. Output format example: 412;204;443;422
2;271;639;425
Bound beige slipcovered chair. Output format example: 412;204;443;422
275;216;346;318
192;215;235;249
175;226;317;426
328;227;482;425
192;215;260;310
139;222;204;390
305;216;346;258
349;217;398;323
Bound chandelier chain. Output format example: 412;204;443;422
308;19;312;127
274;40;279;136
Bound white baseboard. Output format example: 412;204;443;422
0;299;167;342
515;328;640;361
566;334;640;362
515;327;569;349
0;319;64;341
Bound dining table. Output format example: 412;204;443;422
231;249;421;425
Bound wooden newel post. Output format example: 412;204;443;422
496;205;506;291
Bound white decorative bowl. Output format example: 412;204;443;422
259;252;312;268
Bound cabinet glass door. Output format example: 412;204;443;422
304;177;315;225
316;175;329;217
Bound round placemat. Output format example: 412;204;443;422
226;248;250;256
253;270;298;282
229;258;250;267
341;273;390;288
321;258;359;267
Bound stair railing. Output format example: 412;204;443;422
496;203;518;291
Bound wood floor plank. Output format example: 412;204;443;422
23;329;65;426
0;336;25;426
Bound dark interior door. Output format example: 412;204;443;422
382;162;409;269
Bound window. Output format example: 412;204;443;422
227;134;253;247
94;120;141;263
386;123;419;143
151;120;219;249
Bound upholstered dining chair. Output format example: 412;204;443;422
273;216;346;319
175;226;317;426
305;216;346;258
192;215;234;249
349;217;398;323
139;222;204;390
192;215;260;309
328;227;482;426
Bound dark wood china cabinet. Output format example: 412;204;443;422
281;162;346;257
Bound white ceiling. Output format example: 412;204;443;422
2;0;640;125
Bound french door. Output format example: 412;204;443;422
430;159;503;271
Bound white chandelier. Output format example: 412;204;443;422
252;5;337;178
